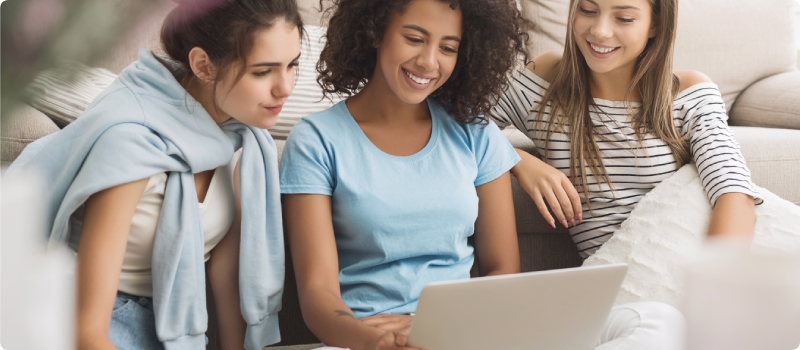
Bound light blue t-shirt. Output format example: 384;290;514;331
280;99;520;318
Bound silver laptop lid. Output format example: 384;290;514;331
407;263;628;350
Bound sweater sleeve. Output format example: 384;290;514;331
675;83;763;207
489;69;548;133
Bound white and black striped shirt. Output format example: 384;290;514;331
491;69;762;258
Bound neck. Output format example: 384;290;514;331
588;61;640;102
347;71;430;125
182;79;232;126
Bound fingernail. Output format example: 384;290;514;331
570;219;576;227
578;213;583;223
548;220;555;229
561;220;569;228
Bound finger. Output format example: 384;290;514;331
362;314;397;326
562;178;583;223
543;189;568;228
553;185;575;226
530;189;556;228
394;331;408;347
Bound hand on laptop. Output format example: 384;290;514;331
362;314;413;333
372;329;422;350
363;314;422;350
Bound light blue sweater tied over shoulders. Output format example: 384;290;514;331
8;49;284;350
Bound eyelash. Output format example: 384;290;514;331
404;36;458;53
253;61;299;77
579;8;635;23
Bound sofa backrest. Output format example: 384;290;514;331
519;0;799;111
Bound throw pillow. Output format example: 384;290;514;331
275;25;344;140
21;62;117;128
582;164;800;307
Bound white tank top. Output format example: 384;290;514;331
117;150;240;296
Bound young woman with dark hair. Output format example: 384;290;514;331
280;0;529;349
7;1;303;349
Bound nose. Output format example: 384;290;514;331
415;43;438;72
590;15;613;39
273;70;293;99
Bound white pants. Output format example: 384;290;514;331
596;302;686;350
314;301;686;350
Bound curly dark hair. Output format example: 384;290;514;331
316;0;531;124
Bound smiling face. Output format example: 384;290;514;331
372;0;462;105
573;0;656;76
214;20;301;129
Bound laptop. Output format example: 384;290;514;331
406;263;628;350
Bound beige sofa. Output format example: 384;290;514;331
2;0;799;349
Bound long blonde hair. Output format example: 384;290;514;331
535;0;689;208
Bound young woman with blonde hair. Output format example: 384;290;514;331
492;0;760;258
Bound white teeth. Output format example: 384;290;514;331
405;70;431;84
590;43;616;54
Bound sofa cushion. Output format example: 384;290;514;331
729;71;800;130
21;62;117;128
1;104;60;167
273;25;344;140
297;0;328;27
583;164;800;307
519;0;570;58
672;0;797;110
518;0;798;110
733;126;800;206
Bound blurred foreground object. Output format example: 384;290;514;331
1;170;74;350
1;0;163;120
683;242;800;350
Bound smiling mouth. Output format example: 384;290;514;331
265;104;283;114
589;42;619;54
403;69;433;85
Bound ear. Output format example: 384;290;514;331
648;21;658;39
188;47;217;82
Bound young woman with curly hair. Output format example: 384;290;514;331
281;0;684;349
280;0;527;349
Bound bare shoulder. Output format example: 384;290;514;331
525;50;562;83
675;70;713;91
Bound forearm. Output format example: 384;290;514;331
207;201;246;350
299;287;383;350
707;192;756;240
510;148;540;179
76;179;148;350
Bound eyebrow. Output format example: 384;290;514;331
585;0;641;10
249;52;302;67
401;24;462;43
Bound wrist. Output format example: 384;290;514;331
365;329;391;350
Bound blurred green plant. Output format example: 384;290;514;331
1;0;162;119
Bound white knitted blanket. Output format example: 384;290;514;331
583;164;800;307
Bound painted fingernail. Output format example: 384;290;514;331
548;220;555;229
561;220;569;228
570;219;576;227
578;213;583;223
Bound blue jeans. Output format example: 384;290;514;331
109;291;164;350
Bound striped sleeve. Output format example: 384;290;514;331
489;69;547;132
675;84;763;207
